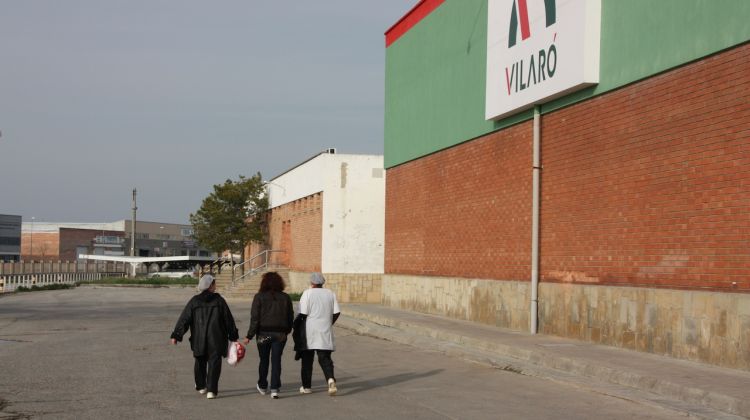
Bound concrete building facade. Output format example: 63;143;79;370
383;0;750;369
251;151;385;302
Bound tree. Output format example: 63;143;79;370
189;173;268;265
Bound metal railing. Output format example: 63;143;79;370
232;250;285;286
200;255;234;276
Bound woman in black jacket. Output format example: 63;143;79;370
242;271;293;399
171;274;239;399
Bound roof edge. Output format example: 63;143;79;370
385;0;445;48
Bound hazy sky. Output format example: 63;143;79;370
0;1;413;224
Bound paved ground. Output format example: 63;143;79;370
0;288;697;419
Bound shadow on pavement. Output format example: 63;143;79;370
218;369;444;399
337;369;444;397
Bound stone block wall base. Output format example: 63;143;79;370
382;274;531;332
382;274;750;371
288;271;382;303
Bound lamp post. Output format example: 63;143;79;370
30;216;34;260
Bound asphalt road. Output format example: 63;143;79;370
0;287;690;420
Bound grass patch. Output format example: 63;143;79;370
80;276;198;286
16;284;77;292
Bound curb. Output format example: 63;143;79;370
339;308;749;419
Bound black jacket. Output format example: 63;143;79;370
292;313;308;360
171;291;239;357
245;291;294;339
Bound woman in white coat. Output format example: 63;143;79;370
297;272;340;395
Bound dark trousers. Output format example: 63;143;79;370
300;350;334;389
257;333;287;391
194;351;222;393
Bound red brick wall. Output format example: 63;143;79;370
540;44;750;292
21;232;59;260
267;193;323;272
385;43;749;292
385;123;533;280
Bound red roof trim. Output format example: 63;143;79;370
385;0;445;48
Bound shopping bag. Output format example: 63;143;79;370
227;341;246;366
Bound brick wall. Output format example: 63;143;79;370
267;193;323;272
59;228;125;261
540;43;750;292
386;43;749;293
21;232;59;260
385;122;533;280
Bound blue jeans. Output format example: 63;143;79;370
256;332;287;391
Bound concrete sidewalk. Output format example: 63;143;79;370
338;303;750;419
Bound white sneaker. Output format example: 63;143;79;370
197;388;207;394
271;390;279;399
299;386;312;394
256;384;267;395
206;392;216;399
327;378;337;396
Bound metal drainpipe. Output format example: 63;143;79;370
531;105;541;334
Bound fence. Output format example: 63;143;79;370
0;260;144;276
0;272;123;293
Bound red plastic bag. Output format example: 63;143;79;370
227;341;246;366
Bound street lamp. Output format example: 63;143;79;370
30;216;34;260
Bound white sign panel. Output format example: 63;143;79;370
485;0;601;120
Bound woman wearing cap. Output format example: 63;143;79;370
296;272;341;395
243;271;294;399
170;274;239;399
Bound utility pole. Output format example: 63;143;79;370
131;189;137;257
30;216;35;260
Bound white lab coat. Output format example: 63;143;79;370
298;287;340;351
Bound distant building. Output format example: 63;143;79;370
121;220;212;258
0;214;22;262
21;220;215;261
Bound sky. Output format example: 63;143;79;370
0;1;414;224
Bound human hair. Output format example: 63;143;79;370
259;271;285;294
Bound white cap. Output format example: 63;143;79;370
310;272;325;285
198;274;215;291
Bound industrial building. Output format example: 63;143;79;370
382;0;749;369
21;220;214;261
0;214;21;262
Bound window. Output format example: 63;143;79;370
181;228;194;237
95;236;124;244
76;247;88;260
0;237;21;246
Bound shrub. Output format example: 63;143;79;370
15;284;76;293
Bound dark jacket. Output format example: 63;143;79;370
292;313;308;360
245;291;294;340
170;291;239;357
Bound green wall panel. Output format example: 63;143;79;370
384;0;750;168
